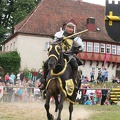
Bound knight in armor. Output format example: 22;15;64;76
39;22;84;90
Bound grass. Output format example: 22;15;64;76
88;81;119;89
82;105;120;120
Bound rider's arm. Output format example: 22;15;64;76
73;37;84;52
53;31;64;42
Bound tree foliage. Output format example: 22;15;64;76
0;51;21;75
0;0;41;43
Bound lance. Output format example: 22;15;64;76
63;29;88;40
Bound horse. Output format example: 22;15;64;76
44;42;81;120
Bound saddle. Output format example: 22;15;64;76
63;52;83;66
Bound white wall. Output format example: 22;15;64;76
16;35;52;71
2;37;18;51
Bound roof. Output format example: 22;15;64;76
12;0;115;42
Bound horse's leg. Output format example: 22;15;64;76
54;95;59;119
45;93;53;120
69;102;73;120
57;92;65;120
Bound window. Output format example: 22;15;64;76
117;46;120;55
83;42;86;51
10;43;12;51
106;44;111;54
112;45;116;54
100;43;105;53
45;42;50;50
13;42;15;50
7;46;8;51
94;43;99;53
87;42;93;52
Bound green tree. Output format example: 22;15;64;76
0;0;41;43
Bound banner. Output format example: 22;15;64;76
105;0;120;42
104;54;110;68
0;86;4;99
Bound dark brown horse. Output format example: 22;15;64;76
44;42;81;120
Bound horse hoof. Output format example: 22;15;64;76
48;114;54;120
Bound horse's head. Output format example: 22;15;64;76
48;43;62;70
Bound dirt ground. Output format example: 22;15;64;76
0;100;94;120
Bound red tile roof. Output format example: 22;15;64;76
14;0;114;42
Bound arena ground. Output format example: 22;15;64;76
0;100;94;120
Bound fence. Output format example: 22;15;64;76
0;86;120;105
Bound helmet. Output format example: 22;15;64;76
66;22;76;33
66;22;75;27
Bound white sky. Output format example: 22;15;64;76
83;0;120;6
82;0;106;6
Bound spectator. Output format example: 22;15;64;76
6;83;14;102
95;86;102;104
93;94;97;105
37;69;44;79
32;69;37;83
5;73;9;84
84;97;92;105
81;84;86;95
104;99;110;105
81;75;85;83
24;89;29;102
17;72;20;81
105;71;108;81
84;76;89;83
13;84;19;102
112;76;118;83
86;85;95;104
10;72;16;85
97;70;102;84
27;71;32;80
101;68;106;83
101;84;108;105
20;71;24;82
17;87;23;102
29;95;34;102
90;70;95;82
34;84;40;101
24;82;30;98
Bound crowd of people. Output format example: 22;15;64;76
78;83;110;105
77;67;120;105
0;69;44;103
79;67;112;85
0;66;120;105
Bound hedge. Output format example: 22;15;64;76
0;51;21;75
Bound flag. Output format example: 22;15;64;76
0;86;3;99
104;54;110;68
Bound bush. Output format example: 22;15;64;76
0;51;21;76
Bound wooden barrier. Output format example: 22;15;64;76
110;88;120;103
